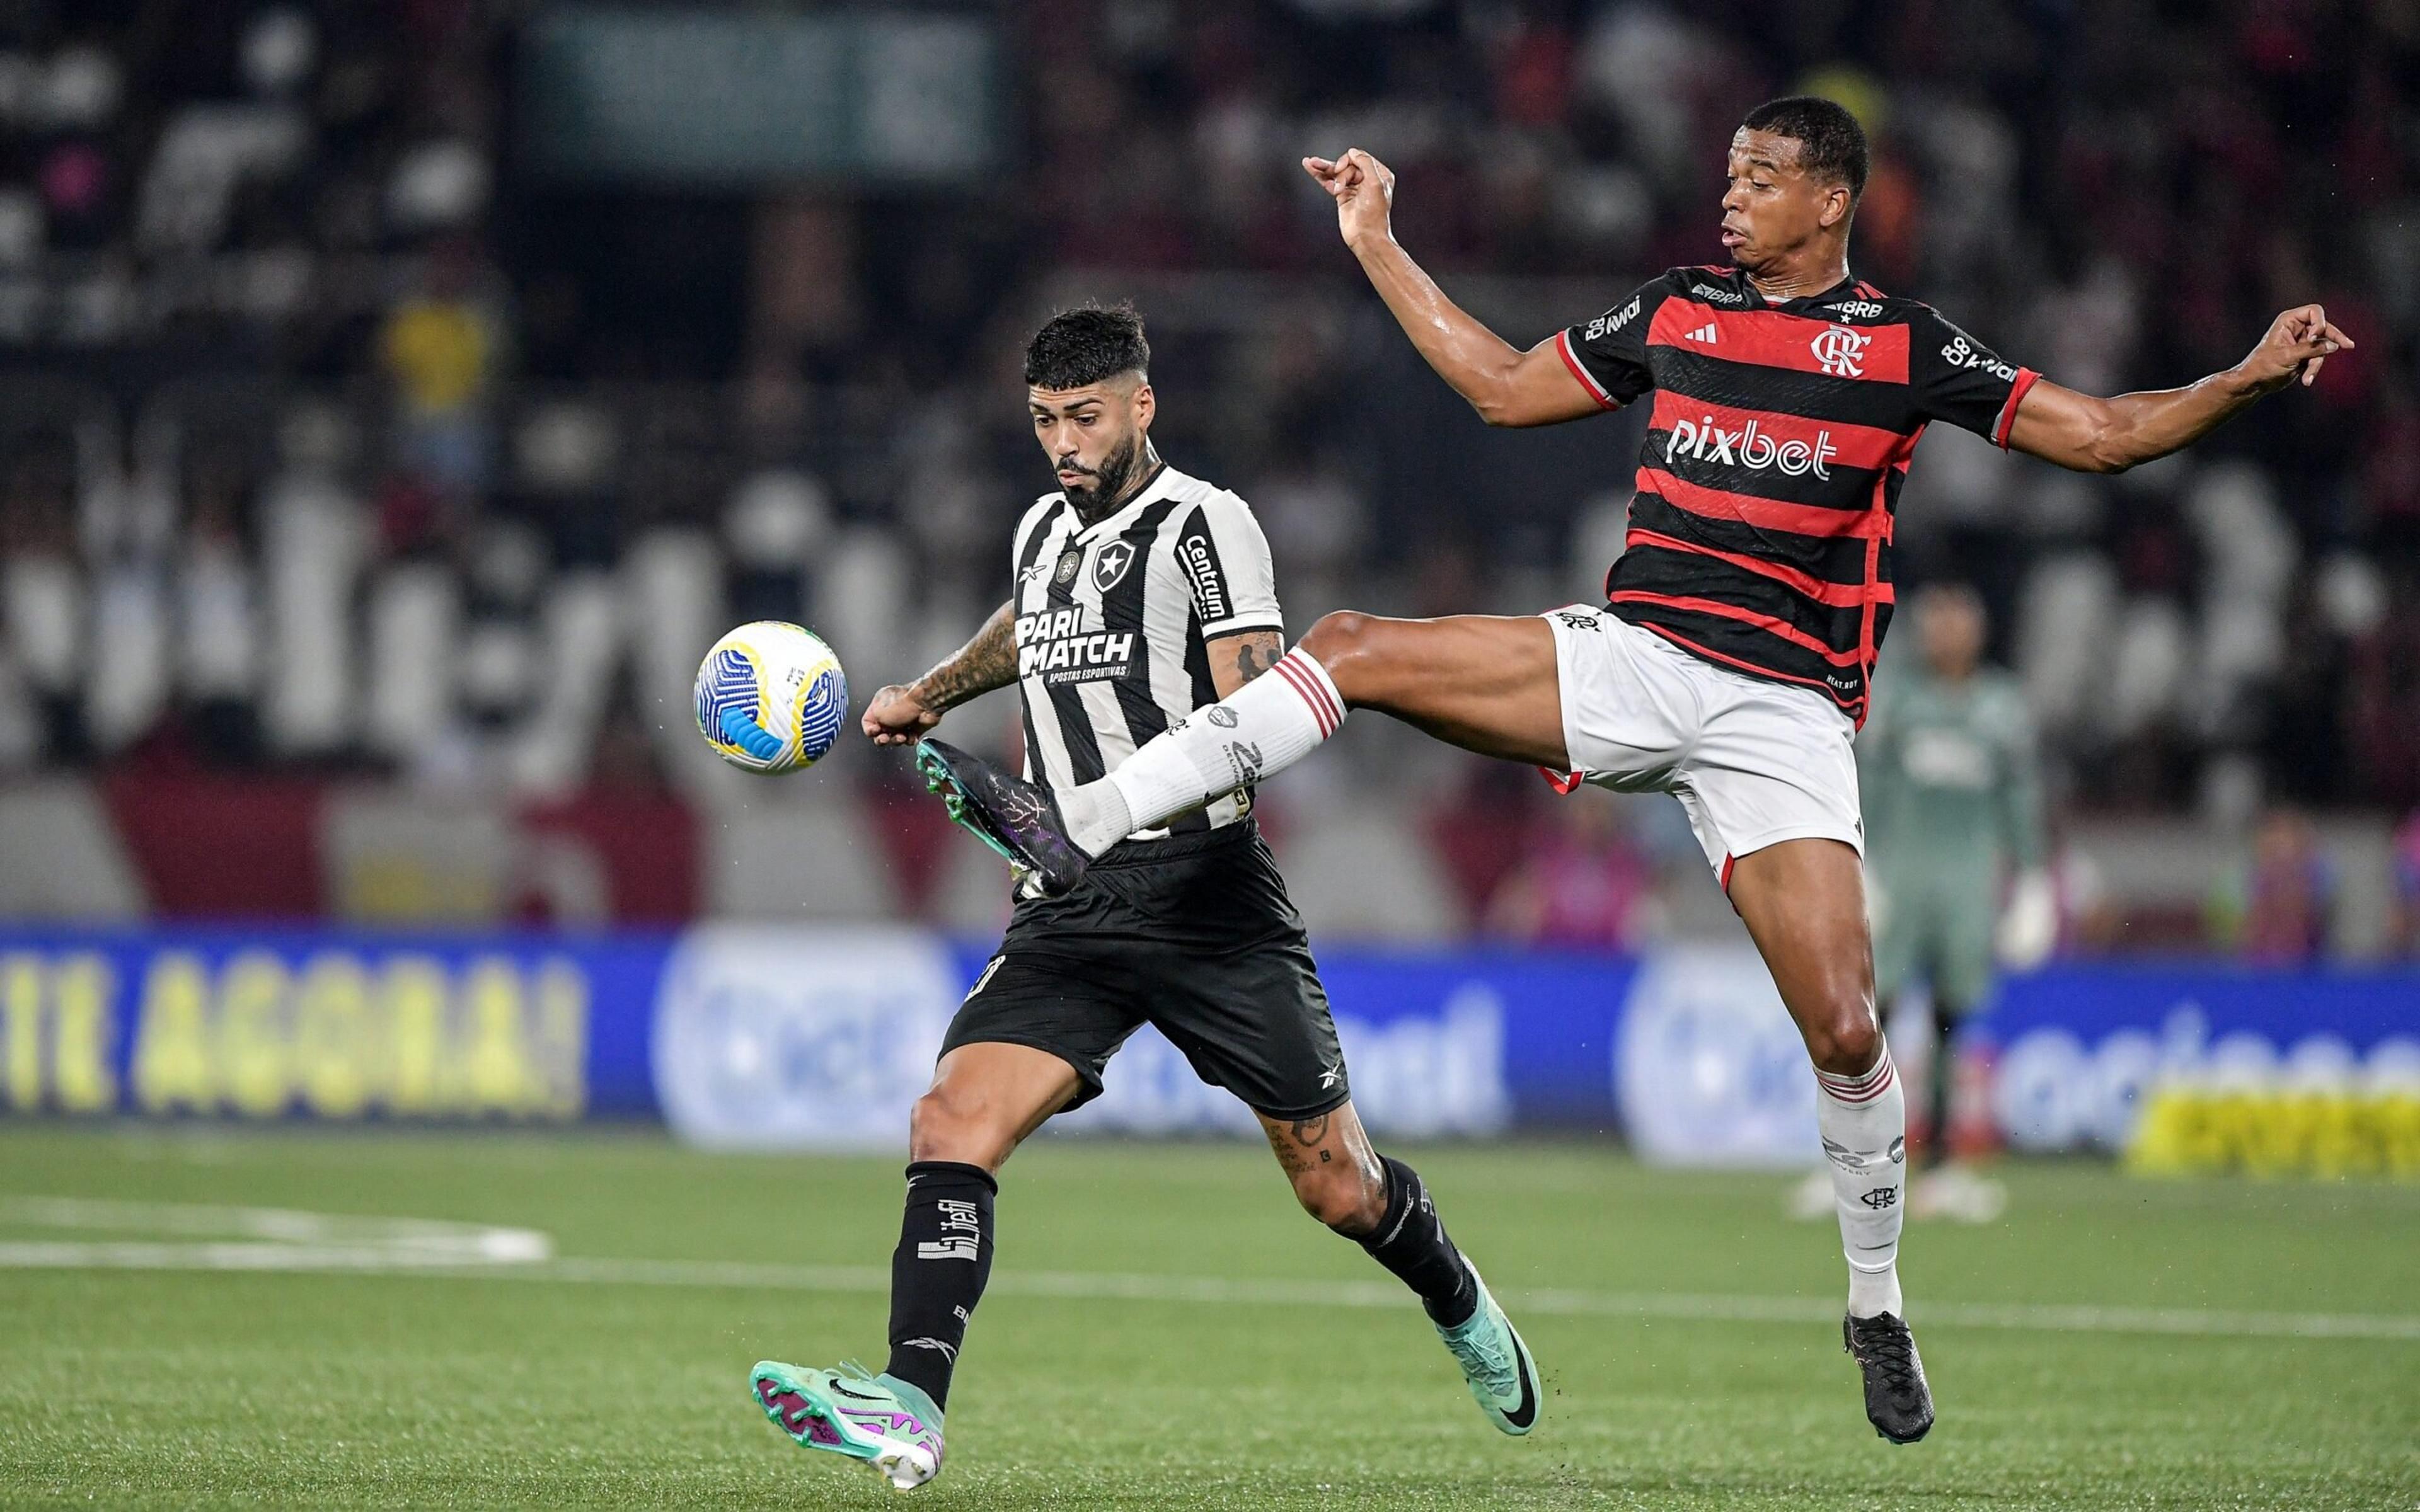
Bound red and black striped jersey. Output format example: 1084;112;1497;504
1559;266;2038;722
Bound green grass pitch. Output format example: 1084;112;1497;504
0;1127;2414;1509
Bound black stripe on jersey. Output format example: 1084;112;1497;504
1014;508;1063;786
1095;499;1183;751
1648;348;1919;433
1618;596;1879;711
1173;503;1238;626
1625;494;1877;584
1613;546;1876;648
1039;520;1106;783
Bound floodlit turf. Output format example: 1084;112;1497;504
0;1128;2414;1509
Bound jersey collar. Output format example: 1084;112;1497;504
1744;269;1862;312
1064;460;1175;544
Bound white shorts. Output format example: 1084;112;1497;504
1543;605;1863;888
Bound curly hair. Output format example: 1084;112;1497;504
1024;303;1151;390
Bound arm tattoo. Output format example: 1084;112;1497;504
910;600;1018;713
1226;630;1285;687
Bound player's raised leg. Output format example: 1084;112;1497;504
752;1042;1078;1491
1260;1101;1540;1435
921;611;1566;893
1725;838;1933;1444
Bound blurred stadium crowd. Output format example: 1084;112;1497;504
0;0;2416;955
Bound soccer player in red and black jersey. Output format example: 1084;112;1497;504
915;96;2353;1445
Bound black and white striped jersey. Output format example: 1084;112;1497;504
1010;462;1282;835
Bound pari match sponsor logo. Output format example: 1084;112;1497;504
1616;946;1820;1168
0;942;587;1120
1017;606;1136;685
650;926;957;1150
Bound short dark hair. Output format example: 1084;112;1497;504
1740;96;1870;202
1024;304;1150;390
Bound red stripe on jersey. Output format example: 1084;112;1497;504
1649;300;1910;384
1993;367;2042;449
1607;591;1867;665
1645;391;1911;473
1635;467;1887;540
1555;329;1619;410
1634;622;1865;711
1623;529;1891;610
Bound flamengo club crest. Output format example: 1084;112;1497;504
1810;324;1872;378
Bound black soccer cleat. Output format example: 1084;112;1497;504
914;738;1093;896
1843;1310;1934;1443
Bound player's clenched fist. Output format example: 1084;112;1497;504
2237;303;2354;393
861;684;940;746
1302;148;1395;251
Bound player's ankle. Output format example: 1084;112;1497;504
1847;1261;1903;1319
1059;778;1134;857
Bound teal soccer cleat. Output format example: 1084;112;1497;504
751;1360;947;1491
1435;1262;1541;1435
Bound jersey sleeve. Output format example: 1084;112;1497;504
1907;305;2041;449
1177;491;1284;638
1557;275;1675;411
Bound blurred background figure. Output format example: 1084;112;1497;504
2209;806;2337;966
1484;793;1665;952
1853;583;2048;1223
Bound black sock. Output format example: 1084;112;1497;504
882;1160;996;1411
1352;1155;1477;1328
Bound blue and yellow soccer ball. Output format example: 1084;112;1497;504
693;621;850;774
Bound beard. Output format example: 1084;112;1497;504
1060;432;1145;522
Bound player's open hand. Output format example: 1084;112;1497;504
862;683;941;746
2238;304;2354;393
1301;148;1395;251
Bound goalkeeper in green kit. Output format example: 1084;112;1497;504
1853;583;2051;1223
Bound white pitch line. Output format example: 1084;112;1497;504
4;1239;2416;1344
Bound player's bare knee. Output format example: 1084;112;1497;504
1804;1001;1883;1078
908;1087;1006;1169
1298;611;1383;700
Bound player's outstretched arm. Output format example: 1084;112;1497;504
2005;304;2353;474
863;598;1017;746
1303;149;1601;428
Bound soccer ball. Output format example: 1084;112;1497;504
693;621;850;774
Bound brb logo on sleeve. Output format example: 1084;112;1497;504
1810;324;1872;378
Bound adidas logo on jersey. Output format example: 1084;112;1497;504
1684;323;1719;343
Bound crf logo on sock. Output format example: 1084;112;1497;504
916;1199;983;1261
1860;1186;1900;1210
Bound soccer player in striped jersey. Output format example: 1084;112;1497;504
917;99;2354;1446
749;306;1538;1492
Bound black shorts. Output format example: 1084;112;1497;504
942;821;1349;1121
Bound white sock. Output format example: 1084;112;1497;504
1063;647;1346;856
1815;1043;1907;1319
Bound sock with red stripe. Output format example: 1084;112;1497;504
1814;1043;1907;1318
1063;647;1345;856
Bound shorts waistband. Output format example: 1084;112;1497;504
1093;816;1259;868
